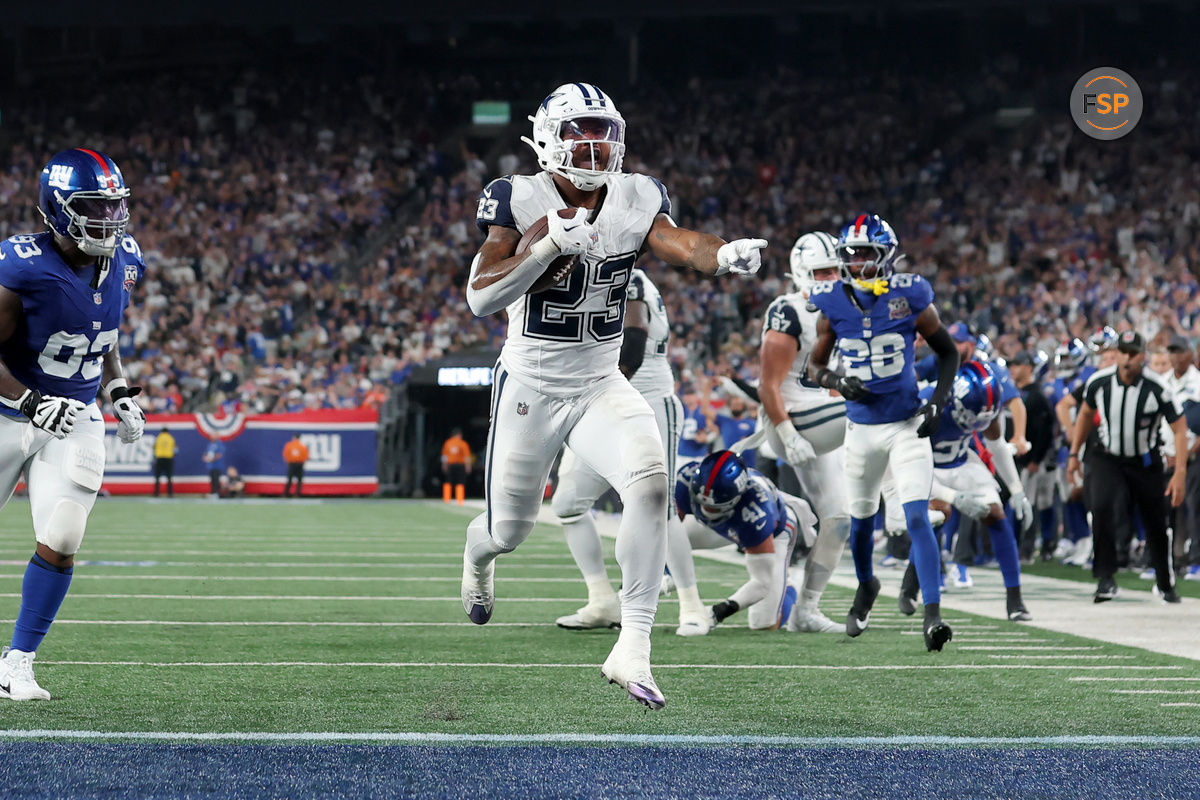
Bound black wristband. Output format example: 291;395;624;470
712;599;741;623
815;368;840;391
18;389;42;420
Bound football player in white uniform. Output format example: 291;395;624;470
731;232;850;634
552;268;712;637
464;82;766;709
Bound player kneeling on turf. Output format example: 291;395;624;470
676;451;817;631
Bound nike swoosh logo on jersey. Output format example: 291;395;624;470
562;224;580;232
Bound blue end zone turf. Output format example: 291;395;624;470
3;743;1199;799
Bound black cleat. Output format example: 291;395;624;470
897;562;919;616
846;577;881;637
924;620;953;651
1093;576;1119;603
1006;587;1032;621
1154;585;1182;604
1006;601;1032;621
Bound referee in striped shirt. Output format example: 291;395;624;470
1067;331;1187;604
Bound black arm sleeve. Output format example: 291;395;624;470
924;326;960;408
729;374;761;404
619;327;648;378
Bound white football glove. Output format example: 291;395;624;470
110;385;146;444
545;208;599;257
952;490;993;520
715;238;768;276
775;421;816;467
1009;490;1034;531
17;390;85;439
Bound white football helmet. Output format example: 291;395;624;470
521;82;626;192
788;231;840;295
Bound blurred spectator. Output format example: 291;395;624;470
202;438;225;498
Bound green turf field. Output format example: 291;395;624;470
0;498;1195;740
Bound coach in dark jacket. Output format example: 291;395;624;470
1067;332;1188;604
1009;351;1055;560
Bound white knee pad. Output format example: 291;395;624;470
490;519;533;553
620;431;667;489
823;514;852;543
551;472;589;523
38;498;88;555
620;471;668;516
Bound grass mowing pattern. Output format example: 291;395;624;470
0;499;1195;739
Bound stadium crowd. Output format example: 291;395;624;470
2;62;1198;418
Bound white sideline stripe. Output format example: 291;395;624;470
987;654;1134;660
1075;681;1200;686
1111;689;1200;695
959;646;1101;651
0;575;588;584
2;730;1199;746
65;561;576;570
898;631;1034;637
0;620;656;628
35;660;1185;672
66;551;583;559
0;594;597;603
1161;703;1200;708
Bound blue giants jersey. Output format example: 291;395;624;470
0;231;145;417
674;463;790;549
678;404;711;459
807;273;934;424
921;384;982;469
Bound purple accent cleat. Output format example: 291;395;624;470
625;681;666;710
465;601;493;625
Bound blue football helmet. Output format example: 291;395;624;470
37;148;131;258
1087;326;1118;354
690;450;750;523
1032;349;1051;383
948;360;1004;434
836;213;899;284
976;333;995;360
1054;338;1088;379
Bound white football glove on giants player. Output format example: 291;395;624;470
10;389;85;439
952;490;993;520
545;208;600;257
1009;490;1034;532
774;421;816;467
108;382;146;444
715;238;768;276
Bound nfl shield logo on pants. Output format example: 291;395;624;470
516;402;529;416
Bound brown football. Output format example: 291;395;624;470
517;209;581;294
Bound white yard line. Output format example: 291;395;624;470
35;659;1185;672
0;575;590;583
1;594;598;602
957;646;1101;651
1111;689;1200;695
985;654;1134;660
1070;681;1200;686
1;729;1198;745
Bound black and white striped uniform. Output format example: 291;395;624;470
1080;365;1182;590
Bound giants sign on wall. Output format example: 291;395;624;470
104;409;378;495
